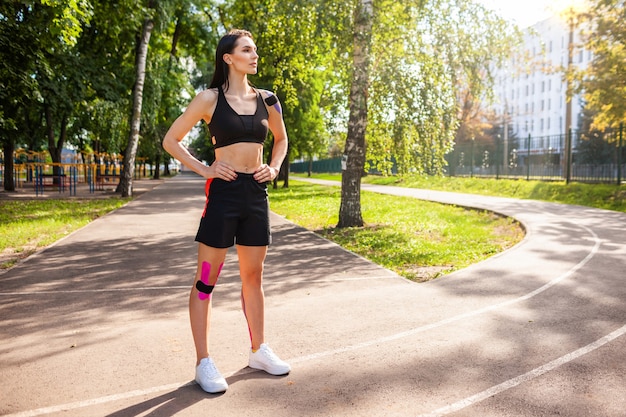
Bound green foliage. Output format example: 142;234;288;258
40;0;93;45
579;0;626;129
368;0;521;176
0;1;83;147
0;0;221;177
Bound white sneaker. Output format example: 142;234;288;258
248;343;291;375
195;357;228;393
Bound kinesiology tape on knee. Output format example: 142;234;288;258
196;261;223;301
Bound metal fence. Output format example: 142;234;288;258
0;150;152;194
290;158;343;174
448;125;624;184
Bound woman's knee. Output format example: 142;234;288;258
240;266;263;287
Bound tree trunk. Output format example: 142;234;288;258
45;106;67;180
2;139;16;192
120;17;153;197
337;0;373;228
170;13;182;58
281;148;290;188
156;152;164;179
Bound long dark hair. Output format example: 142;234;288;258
209;29;253;92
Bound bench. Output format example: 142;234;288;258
95;173;120;190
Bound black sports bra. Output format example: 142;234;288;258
208;86;269;149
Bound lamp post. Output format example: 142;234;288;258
470;136;475;178
560;0;587;182
503;103;509;176
564;8;575;184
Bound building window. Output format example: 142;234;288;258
548;98;551;110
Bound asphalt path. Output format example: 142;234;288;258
1;173;625;416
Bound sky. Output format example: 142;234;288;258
475;0;587;28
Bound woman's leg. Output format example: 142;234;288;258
238;244;291;375
190;243;228;365
236;244;268;350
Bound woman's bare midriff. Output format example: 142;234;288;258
214;142;264;173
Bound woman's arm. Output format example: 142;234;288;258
162;89;236;181
255;91;288;182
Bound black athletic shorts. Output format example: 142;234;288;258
195;173;271;248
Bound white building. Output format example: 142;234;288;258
492;14;591;155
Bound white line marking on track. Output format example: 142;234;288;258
293;224;601;363
3;224;604;416
3;382;194;417
417;324;626;417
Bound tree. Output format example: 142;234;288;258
337;0;372;227
340;0;520;225
578;0;626;129
141;0;220;180
0;0;90;190
39;46;90;177
438;1;522;147
119;15;154;197
73;1;139;159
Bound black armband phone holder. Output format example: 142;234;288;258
264;95;278;106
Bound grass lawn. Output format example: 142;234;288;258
269;181;523;281
301;173;626;213
0;198;128;269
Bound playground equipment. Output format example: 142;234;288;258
1;149;149;196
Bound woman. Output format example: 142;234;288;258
162;29;290;394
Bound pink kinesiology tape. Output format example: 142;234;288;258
196;261;224;301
